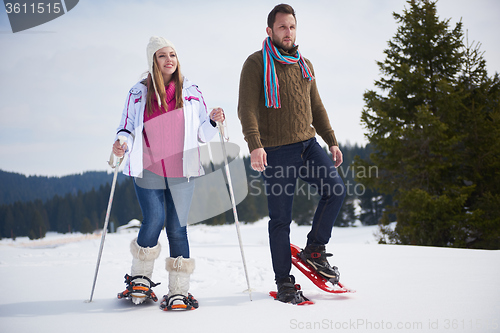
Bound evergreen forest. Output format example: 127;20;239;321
0;143;381;240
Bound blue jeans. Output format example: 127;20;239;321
262;138;346;280
133;177;195;258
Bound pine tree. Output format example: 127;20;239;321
28;210;46;240
81;217;94;234
335;198;357;227
56;196;73;233
357;188;388;226
2;207;15;239
358;0;499;248
453;36;500;249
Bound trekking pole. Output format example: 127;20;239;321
217;121;252;301
87;136;126;303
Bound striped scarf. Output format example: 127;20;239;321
262;37;314;109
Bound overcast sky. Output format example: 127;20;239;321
1;0;499;177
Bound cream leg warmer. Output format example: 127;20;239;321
130;238;161;278
165;256;195;298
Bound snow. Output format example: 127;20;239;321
1;220;499;333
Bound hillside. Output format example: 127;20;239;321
0;170;125;205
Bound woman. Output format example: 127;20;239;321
113;36;224;310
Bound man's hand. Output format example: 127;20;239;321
250;148;267;172
329;146;343;168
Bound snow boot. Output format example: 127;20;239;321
275;275;311;305
160;256;198;311
298;244;340;284
117;238;161;305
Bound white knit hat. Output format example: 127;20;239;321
146;36;176;106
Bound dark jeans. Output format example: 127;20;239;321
262;138;346;280
133;177;194;258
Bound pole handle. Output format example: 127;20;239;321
115;135;127;166
117;135;127;148
109;135;127;169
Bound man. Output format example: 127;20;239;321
238;4;346;304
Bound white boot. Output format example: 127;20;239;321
118;238;161;304
160;256;198;310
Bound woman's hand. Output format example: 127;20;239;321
113;140;128;158
210;107;225;123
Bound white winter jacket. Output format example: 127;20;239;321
114;77;218;179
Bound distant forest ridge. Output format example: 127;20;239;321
0;170;126;205
0;142;368;206
0;143;383;239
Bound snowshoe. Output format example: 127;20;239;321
291;244;355;294
117;274;160;304
160;293;199;311
298;244;340;283
271;275;313;305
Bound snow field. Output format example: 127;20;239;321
0;220;499;333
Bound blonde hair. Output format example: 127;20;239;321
145;54;184;116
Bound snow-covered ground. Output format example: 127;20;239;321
1;220;499;333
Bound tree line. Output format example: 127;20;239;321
0;144;383;240
0;170;126;205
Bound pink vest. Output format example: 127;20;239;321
143;81;185;177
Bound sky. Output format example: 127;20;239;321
1;0;499;177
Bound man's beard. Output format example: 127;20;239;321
271;35;295;51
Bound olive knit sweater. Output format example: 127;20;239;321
238;46;338;153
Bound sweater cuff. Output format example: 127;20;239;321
322;132;338;148
247;135;263;152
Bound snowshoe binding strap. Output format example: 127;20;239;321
328;266;340;284
160;293;199;311
290;284;312;305
298;247;340;282
309;251;332;259
117;274;160;302
123;274;161;288
271;283;313;305
275;280;312;305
